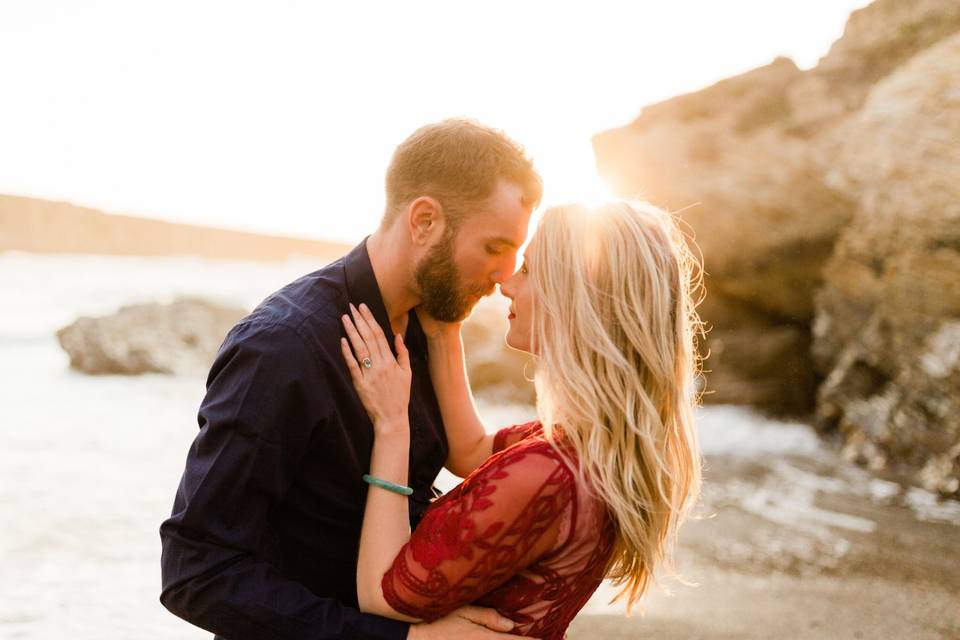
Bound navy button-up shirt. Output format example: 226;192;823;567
160;238;449;639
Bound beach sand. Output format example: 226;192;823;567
569;453;960;639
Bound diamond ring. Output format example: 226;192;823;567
362;357;373;369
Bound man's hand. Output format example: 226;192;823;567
408;606;532;640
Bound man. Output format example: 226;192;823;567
159;119;542;639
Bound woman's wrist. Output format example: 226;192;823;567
426;331;463;356
425;324;461;344
373;418;411;440
369;428;410;488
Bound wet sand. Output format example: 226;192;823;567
569;453;960;639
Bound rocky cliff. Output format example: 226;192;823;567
813;32;960;496
593;0;960;495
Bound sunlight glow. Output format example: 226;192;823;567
0;0;872;244
533;140;619;211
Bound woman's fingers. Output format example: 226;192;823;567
339;337;363;384
358;303;392;357
395;333;410;371
341;313;370;364
346;302;412;374
349;303;385;360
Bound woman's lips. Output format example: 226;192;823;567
508;311;516;320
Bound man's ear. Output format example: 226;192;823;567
406;196;444;246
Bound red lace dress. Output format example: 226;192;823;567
381;421;616;639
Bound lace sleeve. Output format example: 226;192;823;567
492;420;541;454
381;442;574;622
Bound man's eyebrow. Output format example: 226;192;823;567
487;237;519;248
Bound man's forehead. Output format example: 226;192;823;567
460;213;530;246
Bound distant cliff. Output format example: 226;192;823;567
0;194;350;262
593;0;960;495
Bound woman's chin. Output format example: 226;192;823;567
504;332;532;355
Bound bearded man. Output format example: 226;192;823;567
159;119;541;640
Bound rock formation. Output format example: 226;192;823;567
813;32;960;496
57;298;247;376
593;0;960;494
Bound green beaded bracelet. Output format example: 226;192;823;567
362;474;414;496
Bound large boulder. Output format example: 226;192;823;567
812;33;960;497
57;297;247;375
593;57;854;415
592;0;960;415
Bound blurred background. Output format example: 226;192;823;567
2;1;959;638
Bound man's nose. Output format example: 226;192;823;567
499;273;517;298
490;254;517;285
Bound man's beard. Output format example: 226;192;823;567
415;232;488;322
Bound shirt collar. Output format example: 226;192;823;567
342;236;427;360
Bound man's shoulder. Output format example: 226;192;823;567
252;259;346;329
223;258;349;357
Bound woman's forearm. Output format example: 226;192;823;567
427;333;493;478
356;428;419;622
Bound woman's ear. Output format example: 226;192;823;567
406;196;443;246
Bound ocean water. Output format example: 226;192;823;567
1;252;954;639
1;253;321;639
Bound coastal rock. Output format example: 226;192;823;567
813;32;960;497
56;297;247;375
593;56;854;324
592;0;960;416
592;57;854;414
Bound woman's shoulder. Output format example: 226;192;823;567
492;419;544;453
428;422;572;515
482;424;579;492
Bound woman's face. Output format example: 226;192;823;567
500;242;535;354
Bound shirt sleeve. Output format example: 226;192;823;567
492;420;542;454
381;441;574;622
159;321;408;640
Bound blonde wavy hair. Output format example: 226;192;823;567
529;201;705;611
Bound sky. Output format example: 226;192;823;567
0;1;872;243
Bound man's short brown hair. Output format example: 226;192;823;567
382;118;542;229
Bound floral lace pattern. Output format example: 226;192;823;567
382;421;615;639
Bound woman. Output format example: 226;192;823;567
339;201;704;639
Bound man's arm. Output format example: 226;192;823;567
159;322;408;640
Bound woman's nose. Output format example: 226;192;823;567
500;276;515;299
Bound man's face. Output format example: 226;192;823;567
415;179;532;322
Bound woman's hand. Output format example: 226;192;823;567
415;305;462;343
340;303;411;436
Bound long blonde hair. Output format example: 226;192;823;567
529;201;704;610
